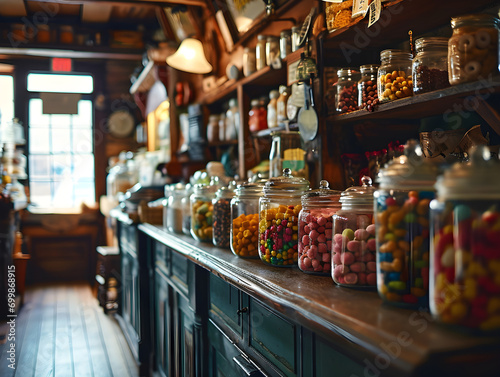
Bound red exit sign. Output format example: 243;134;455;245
51;58;72;72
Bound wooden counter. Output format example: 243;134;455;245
139;223;500;377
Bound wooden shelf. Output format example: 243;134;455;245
0;46;143;61
326;77;500;124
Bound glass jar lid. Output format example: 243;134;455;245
167;182;185;197
360;64;379;74
435;146;500;200
377;141;439;190
263;168;310;196
215;186;235;200
301;179;342;207
414;37;449;53
451;14;500;29
337;68;360;79
235;181;265;198
193;183;219;196
340;176;376;208
380;49;412;62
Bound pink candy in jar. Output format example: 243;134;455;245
298;180;342;275
332;176;377;288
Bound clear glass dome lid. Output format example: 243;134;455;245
216;185;235;199
263;168;310;195
377;140;439;190
301;179;342;205
435;145;500;200
340;176;376;207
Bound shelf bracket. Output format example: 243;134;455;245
473;98;500;136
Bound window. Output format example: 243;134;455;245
27;73;95;209
0;75;14;124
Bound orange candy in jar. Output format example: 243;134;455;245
377;49;413;102
298;180;342;275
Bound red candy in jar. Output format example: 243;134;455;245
332;176;377;288
430;146;500;331
298;180;341;275
336;68;360;114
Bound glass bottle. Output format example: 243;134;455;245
374;141;439;308
448;14;500;85
225;98;239;141
166;183;185;234
258;168;310;267
332;176;377;288
269;131;308;179
412;37;450;94
248;99;262;133
212;186;235;248
267;90;279;128
280;30;292;59
256;34;267;71
298;180;342;275
336;68;360;113
258;97;268;130
218;113;226;142
191;183;219;242
276;85;289;125
230;180;265;258
207;114;219;143
243;47;256;77
266;35;280;66
377;49;413;102
291;26;300;52
430;146;500;331
358;64;379;111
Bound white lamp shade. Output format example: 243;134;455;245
166;38;213;74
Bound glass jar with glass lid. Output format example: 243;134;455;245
212;186;235;248
358;64;379;111
336;68;360;113
230;179;266;258
190;182;219;242
166;183;185;234
298;180;342;275
412;37;450;94
332;176;377;288
258;168;310;267
377;49;413;102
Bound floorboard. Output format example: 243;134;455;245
0;283;138;377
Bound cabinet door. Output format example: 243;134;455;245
209;274;243;337
131;252;141;339
155;267;172;377
174;291;196;377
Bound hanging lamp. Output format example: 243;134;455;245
166;38;212;74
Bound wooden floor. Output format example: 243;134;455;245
0;283;138;377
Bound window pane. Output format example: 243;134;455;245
51;128;71;153
75;180;95;205
51;114;71;128
73;100;92;128
30;181;52;207
29;98;50;127
29;155;51;179
29;129;50;153
0;75;14;123
53;179;74;206
72;129;93;154
27;73;93;93
52;154;72;178
73;154;94;179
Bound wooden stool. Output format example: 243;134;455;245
95;246;120;313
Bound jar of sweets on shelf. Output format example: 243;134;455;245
212;186;235;248
332;176;377;288
448;13;500;85
298;180;342;275
358;64;379;111
243;47;256;77
280;29;292;59
378;49;413;102
166;183;185;234
430;146;500;332
412;37;450;94
336;68;360;113
259;169;310;267
256;34;267;71
266;35;280;66
231;180;266;258
190;182;219;242
375;141;439;308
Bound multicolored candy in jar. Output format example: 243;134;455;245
375;141;439;308
259;168;310;267
332;176;377;288
298;180;341;275
430;146;500;331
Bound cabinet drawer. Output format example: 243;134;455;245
155;241;170;273
209;274;243;337
249;298;297;377
314;335;365;377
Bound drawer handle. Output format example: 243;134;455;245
232;354;264;376
236;307;248;315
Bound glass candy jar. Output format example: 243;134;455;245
378;49;413;102
182;184;193;236
298;180;341;275
190;183;218;242
231;180;265;258
430;146;500;331
336;68;360;113
412;37;450;94
375;142;439;308
259;169;310;267
166;183;185;234
212;186;235;248
332;176;377;288
358;64;379;111
448;14;499;85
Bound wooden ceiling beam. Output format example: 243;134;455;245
25;0;207;8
